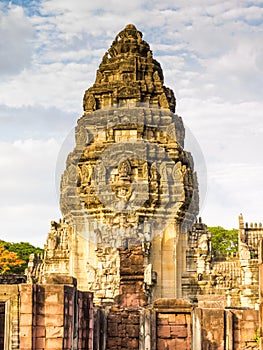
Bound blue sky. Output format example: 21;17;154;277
0;0;263;246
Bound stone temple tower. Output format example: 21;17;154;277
6;24;261;350
36;24;199;304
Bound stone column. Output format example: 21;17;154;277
225;310;233;350
192;308;201;350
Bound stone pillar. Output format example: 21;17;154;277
240;259;259;308
93;307;107;350
176;230;188;298
158;221;185;299
106;246;147;350
139;308;155;350
77;291;94;350
192;308;201;350
225;310;233;350
161;225;176;298
151;235;162;300
19;284;34;349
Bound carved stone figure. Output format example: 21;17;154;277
83;93;96;112
150;162;158;181
142;162;148;180
198;233;209;253
81;163;93;184
239;242;250;260
114;184;132;203
47;234;57;251
118;159;131;179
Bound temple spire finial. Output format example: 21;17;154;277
239;213;244;229
83;24;176;114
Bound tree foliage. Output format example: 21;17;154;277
0;243;26;274
0;240;44;274
208;226;238;257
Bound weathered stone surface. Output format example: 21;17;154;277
106;309;140;350
156;305;192;350
154;298;193;312
197;295;226;309
12;284;94;350
83;24;176;114
0;274;26;284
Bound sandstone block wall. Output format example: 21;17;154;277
18;284;93;350
231;309;259;350
196;308;225;350
107;310;140;350
153;299;193;350
156;312;191;350
0;281;260;349
193;299;259;350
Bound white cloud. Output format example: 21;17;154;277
0;204;60;247
0;5;35;76
203;163;263;229
0;0;262;246
0;105;76;141
0;63;95;111
222;6;263;21
0;139;62;245
181;98;263;228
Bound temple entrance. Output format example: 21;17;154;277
0;302;5;350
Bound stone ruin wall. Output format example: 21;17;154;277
183;214;263;310
0;278;261;349
0;283;93;350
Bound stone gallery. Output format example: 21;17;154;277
0;24;263;350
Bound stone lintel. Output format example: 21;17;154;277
153;298;193;313
198;294;226;309
43;274;77;286
120;275;144;281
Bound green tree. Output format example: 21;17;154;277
0;240;44;274
208;226;238;257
